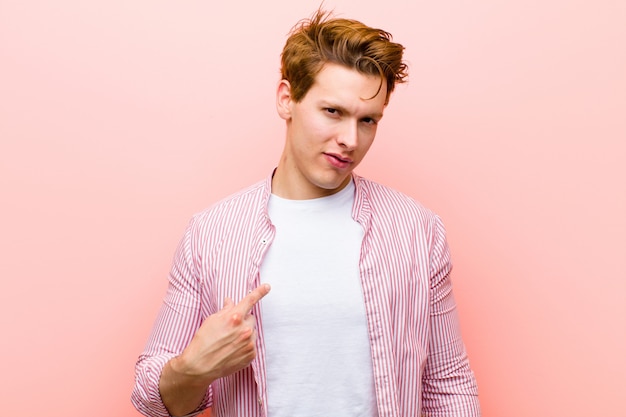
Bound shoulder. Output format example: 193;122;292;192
354;176;450;257
354;175;439;224
188;179;268;234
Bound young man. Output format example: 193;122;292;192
132;10;480;417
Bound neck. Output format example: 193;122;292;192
271;160;351;200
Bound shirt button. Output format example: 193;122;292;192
261;238;268;244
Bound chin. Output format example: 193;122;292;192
315;176;350;192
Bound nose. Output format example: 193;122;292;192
337;121;358;150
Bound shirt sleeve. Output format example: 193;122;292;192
131;218;213;417
421;215;481;416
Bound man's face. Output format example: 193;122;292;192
274;62;387;199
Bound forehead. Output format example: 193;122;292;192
306;63;387;109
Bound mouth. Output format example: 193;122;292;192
324;152;353;169
324;153;353;164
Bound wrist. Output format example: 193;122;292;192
168;355;215;387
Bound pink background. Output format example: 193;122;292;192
1;1;624;416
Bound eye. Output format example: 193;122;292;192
324;108;340;116
361;117;378;126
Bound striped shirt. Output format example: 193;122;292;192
132;172;480;417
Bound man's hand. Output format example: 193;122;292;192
175;283;272;382
160;283;271;416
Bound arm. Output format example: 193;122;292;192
132;222;206;417
131;219;270;417
421;216;480;416
159;288;270;416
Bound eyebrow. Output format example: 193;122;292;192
322;101;384;121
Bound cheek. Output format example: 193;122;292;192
357;143;374;161
302;121;334;146
358;129;377;151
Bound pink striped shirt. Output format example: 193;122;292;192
132;173;480;417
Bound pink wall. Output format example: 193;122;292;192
1;1;624;416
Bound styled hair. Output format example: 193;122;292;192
280;9;408;104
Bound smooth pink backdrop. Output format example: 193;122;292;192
1;1;624;416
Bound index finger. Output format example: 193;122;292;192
236;283;271;315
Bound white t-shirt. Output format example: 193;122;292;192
261;180;379;417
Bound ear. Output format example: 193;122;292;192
276;79;293;121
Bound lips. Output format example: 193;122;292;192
324;152;353;169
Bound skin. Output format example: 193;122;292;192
273;62;388;200
159;284;271;416
158;63;389;416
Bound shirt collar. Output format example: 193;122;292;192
261;169;371;228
